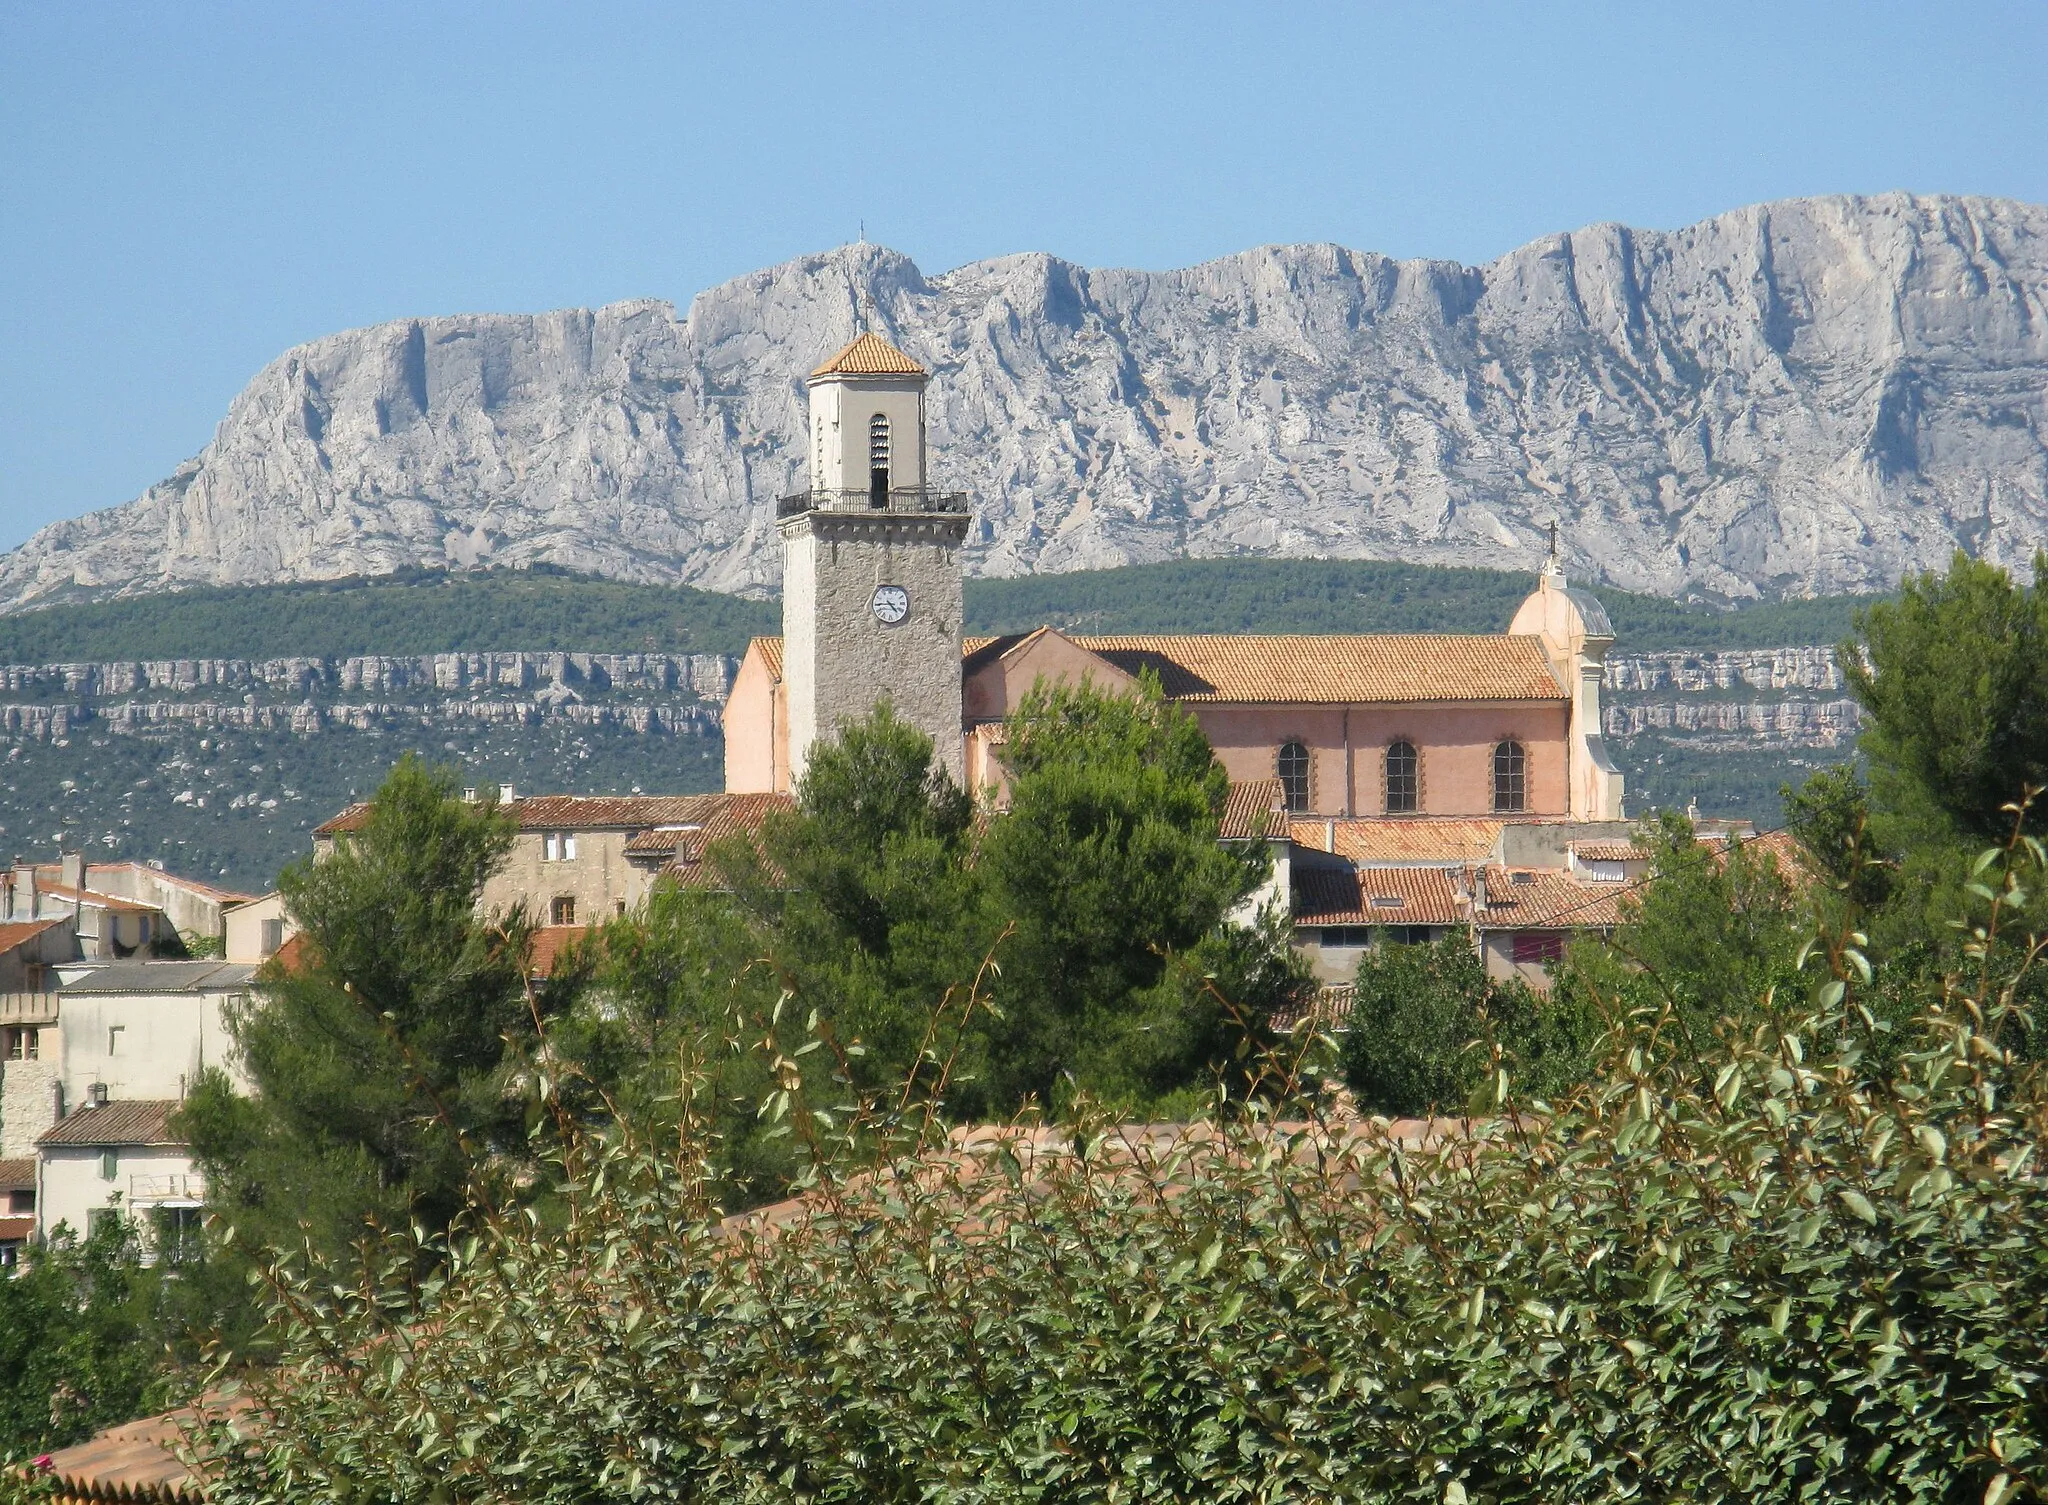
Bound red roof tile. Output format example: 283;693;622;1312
1064;634;1565;704
528;925;597;979
1569;841;1642;863
0;1157;33;1192
1219;780;1285;840
771;631;1567;706
1293;866;1468;927
1290;818;1505;865
0;915;69;952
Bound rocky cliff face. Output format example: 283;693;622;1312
7;192;2046;609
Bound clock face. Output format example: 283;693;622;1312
871;584;909;625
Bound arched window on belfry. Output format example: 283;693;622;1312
1277;741;1311;814
868;413;891;506
1492;739;1527;813
1384;740;1418;813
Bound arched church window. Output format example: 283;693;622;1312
1492;740;1527;813
1277;741;1311;814
1384;740;1418;813
868;413;891;506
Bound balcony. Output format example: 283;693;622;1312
777;486;969;519
0;992;59;1027
130;1172;204;1205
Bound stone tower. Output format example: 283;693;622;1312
780;331;970;786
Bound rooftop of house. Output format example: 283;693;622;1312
527;924;595;979
38;1098;183;1149
44;1404;213;1502
0;1156;34;1192
316;791;790;839
77;860;260;905
59;960;259;995
13;879;165;914
0;914;71;953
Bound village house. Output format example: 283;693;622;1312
0;955;256;1254
310;788;793;927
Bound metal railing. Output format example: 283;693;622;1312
130;1172;204;1204
777;486;969;519
0;992;59;1027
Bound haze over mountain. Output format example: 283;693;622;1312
5;191;2045;611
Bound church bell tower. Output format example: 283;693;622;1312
781;331;970;786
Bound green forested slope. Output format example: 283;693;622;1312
965;559;1876;649
0;559;1875;660
0;566;778;661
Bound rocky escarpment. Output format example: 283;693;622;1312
6;190;2046;609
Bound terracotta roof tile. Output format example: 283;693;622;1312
623;792;794;858
1289;818;1504;865
0;1157;34;1192
1293;866;1468;926
320;792;787;840
768;633;1564;705
0;915;69;952
1219;780;1285;840
749;635;784;680
528;925;597;979
1569;841;1642;863
810;330;927;377
45;1404;217;1500
0;1215;32;1244
38;1099;182;1148
1065;634;1564;703
1475;868;1629;930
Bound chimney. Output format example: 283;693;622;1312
1324;819;1336;853
498;783;516;804
462;787;479;803
20;863;35;918
61;850;86;893
88;1081;108;1109
1473;869;1489;913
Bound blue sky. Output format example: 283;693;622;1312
3;1;2045;551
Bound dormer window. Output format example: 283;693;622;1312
868;414;891;506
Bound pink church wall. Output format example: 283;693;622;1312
721;648;787;795
1186;702;1571;817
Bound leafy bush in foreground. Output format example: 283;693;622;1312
185;817;2048;1505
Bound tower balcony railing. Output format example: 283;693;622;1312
777;486;970;519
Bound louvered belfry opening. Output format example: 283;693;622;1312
868;413;891;507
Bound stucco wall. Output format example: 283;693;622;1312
38;1144;193;1246
809;376;927;493
479;830;650;926
59;990;248;1101
223;893;292;964
722;648;784;794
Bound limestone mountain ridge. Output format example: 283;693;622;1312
7;191;2047;610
